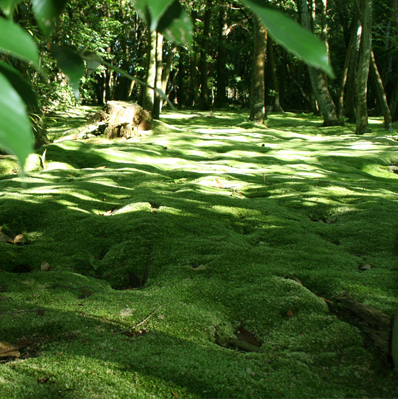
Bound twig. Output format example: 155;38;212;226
113;305;163;335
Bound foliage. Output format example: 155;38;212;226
0;0;334;169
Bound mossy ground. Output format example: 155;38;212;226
0;108;397;398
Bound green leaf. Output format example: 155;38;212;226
133;0;193;47
31;0;68;38
0;18;39;68
0;0;22;17
157;0;193;48
133;0;149;24
0;62;38;111
0;72;34;170
80;50;102;74
240;0;334;77
51;44;85;100
146;0;174;31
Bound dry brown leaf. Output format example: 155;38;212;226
287;309;294;320
13;234;24;244
0;231;12;243
0;341;20;358
215;179;225;188
359;263;372;271
104;207;117;216
235;327;261;347
41;261;51;271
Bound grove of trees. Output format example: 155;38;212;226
0;0;396;166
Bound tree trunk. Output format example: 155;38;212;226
355;0;372;135
250;16;266;124
152;32;164;119
337;19;361;120
267;36;283;112
160;43;176;108
296;0;341;126
177;46;186;107
143;29;157;111
215;4;227;107
198;0;213;110
369;51;393;130
188;10;199;107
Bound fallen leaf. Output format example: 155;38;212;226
359;263;372;271
104;207;117;216
37;377;50;384
215;178;225;188
287;309;294;320
235;327;261;347
41;261;51;271
13;234;24;244
0;230;12;243
0;341;20;358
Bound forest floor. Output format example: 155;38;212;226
0;107;398;398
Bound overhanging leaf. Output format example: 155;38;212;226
146;0;174;31
31;0;68;38
157;0;193;48
51;44;85;99
0;0;21;17
0;17;39;68
80;50;102;74
240;0;334;77
133;0;149;24
133;0;193;48
0;62;38;111
0;72;34;169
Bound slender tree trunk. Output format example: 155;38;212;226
370;51;393;130
250;16;266;124
215;4;227;107
198;0;213;110
177;45;186;107
296;0;341;126
152;32;164;119
267;36;283;112
388;0;398;119
159;44;176;110
337;20;361;120
355;0;372;135
143;29;157;111
188;10;199;107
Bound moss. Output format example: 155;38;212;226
0;109;397;398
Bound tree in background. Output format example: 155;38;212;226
355;0;372;134
250;16;266;124
296;0;341;126
0;0;351;169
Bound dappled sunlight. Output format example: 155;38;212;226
1;109;398;399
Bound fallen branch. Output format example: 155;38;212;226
113;305;163;335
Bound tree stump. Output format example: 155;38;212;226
92;101;153;139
